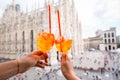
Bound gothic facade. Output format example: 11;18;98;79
0;0;83;64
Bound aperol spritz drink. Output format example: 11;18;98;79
36;32;54;53
55;36;72;54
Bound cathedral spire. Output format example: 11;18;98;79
35;1;37;12
51;0;54;5
12;0;15;6
26;4;28;13
37;0;40;9
72;0;75;7
44;0;47;7
59;0;61;6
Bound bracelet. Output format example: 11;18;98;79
16;59;19;73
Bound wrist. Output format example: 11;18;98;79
18;57;29;73
64;72;80;80
18;55;38;73
16;60;19;73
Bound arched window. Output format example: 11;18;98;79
112;33;114;37
105;39;107;43
112;38;114;43
113;47;115;50
104;33;106;38
105;47;107;51
108;39;110;43
30;30;34;52
109;45;111;50
108;33;110;37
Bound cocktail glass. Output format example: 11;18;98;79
36;32;54;53
55;36;72;54
55;10;72;54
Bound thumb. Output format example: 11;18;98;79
33;50;45;56
61;54;67;62
33;50;48;60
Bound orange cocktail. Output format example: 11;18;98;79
36;32;54;53
55;10;72;54
36;5;54;53
55;36;72;54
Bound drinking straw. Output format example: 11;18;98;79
57;10;63;52
48;5;51;33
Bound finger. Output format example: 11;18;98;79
36;61;49;66
65;54;69;60
33;50;45;56
61;54;66;63
39;61;44;64
36;63;45;68
45;54;48;63
38;54;48;60
44;62;49;66
61;54;70;62
43;53;48;59
33;50;48;60
45;58;48;63
39;55;45;60
40;53;48;62
37;62;49;68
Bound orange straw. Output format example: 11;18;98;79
48;5;51;33
57;10;62;36
57;10;62;52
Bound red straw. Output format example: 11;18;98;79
57;10;62;36
48;5;51;33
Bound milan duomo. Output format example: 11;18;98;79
0;0;83;64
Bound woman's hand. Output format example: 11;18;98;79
18;50;48;73
61;54;80;80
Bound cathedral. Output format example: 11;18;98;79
0;0;83;65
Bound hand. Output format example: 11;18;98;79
61;54;80;80
18;50;48;73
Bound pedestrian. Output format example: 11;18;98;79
46;73;50;80
112;68;114;71
118;70;120;74
115;73;118;77
39;77;41;80
0;50;80;80
96;75;98;80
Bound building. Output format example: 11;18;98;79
100;27;117;51
84;27;117;51
0;0;83;64
116;35;120;48
84;37;102;51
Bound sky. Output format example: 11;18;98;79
0;0;120;38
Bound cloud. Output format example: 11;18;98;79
96;0;120;19
75;0;120;38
